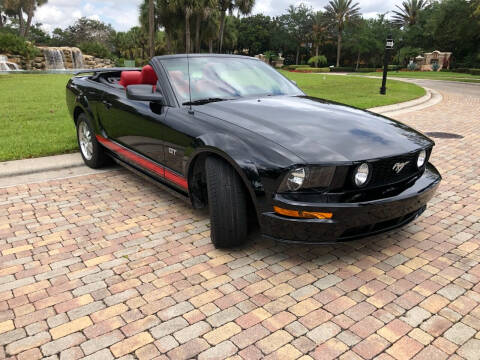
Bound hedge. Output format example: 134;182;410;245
453;68;480;75
329;67;355;72
291;67;330;73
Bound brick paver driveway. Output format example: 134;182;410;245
1;82;479;360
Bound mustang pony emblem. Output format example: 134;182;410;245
393;161;410;173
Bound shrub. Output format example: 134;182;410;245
307;55;327;67
0;31;40;59
78;41;111;59
407;62;417;71
469;69;480;75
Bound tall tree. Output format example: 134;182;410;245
284;4;313;65
4;0;48;37
218;0;254;52
148;0;155;57
324;0;360;67
310;11;328;67
392;0;427;27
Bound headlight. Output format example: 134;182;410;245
417;150;426;168
354;163;370;187
278;166;335;192
285;168;306;191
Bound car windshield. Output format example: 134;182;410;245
161;57;303;104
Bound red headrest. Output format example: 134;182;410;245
119;71;142;88
141;65;158;85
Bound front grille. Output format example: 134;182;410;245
369;153;420;187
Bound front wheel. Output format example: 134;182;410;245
205;157;248;248
76;113;108;169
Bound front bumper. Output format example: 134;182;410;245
260;163;441;243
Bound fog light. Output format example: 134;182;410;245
354;163;370;187
417;150;426;168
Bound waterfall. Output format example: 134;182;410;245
43;48;65;70
72;48;84;69
0;55;20;71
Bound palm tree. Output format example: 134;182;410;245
193;0;216;53
148;0;155;57
324;0;360;67
169;0;197;53
310;11;328;67
217;0;254;52
392;0;427;27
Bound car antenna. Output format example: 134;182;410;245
187;52;193;114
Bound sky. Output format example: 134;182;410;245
35;0;401;33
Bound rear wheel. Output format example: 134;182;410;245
205;157;248;248
76;113;107;168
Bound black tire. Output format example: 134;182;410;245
205;157;248;248
76;113;108;169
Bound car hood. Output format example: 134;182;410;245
196;96;433;163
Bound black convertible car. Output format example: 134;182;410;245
66;54;441;248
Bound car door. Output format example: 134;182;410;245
98;85;167;164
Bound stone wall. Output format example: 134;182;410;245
2;46;114;70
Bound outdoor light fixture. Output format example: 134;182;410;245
380;34;394;95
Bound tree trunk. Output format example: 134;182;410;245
356;50;360;71
18;9;25;37
295;46;300;65
0;12;4;28
148;0;155;58
209;39;213;53
336;33;342;67
185;11;191;53
195;13;201;53
218;10;226;53
315;44;319;67
23;5;34;38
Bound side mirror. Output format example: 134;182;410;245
127;84;164;103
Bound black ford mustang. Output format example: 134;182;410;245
66;54;441;248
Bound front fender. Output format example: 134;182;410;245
187;132;264;198
186;132;302;217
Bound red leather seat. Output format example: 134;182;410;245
119;71;142;88
141;65;158;85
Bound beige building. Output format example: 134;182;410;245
414;50;452;71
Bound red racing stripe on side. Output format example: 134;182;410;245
165;169;189;190
96;135;188;190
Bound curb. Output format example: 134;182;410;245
367;87;442;116
319;73;442;116
0;153;85;178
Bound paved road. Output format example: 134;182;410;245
0;81;479;359
400;78;480;98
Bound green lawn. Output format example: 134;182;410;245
351;71;480;83
0;72;426;162
0;74;77;161
280;70;426;109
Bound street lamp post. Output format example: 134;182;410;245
380;34;394;95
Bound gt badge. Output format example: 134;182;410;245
168;147;177;156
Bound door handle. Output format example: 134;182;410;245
103;101;112;109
